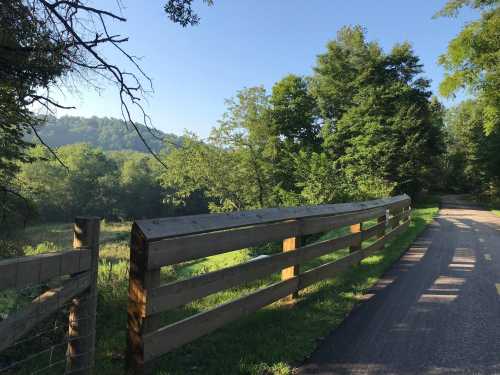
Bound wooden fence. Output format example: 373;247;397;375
0;217;100;374
126;195;411;374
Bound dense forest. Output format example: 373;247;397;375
30;116;184;153
5;23;498;229
1;0;499;230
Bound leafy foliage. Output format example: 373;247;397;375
0;0;69;228
312;27;445;197
164;0;214;26
161;27;445;211
32;116;184;153
444;100;500;194
436;0;498;17
438;0;500;133
17;143;207;222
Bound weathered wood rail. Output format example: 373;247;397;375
126;195;411;374
0;217;100;374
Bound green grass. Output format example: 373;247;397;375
491;209;500;217
2;199;439;375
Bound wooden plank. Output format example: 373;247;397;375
144;219;412;361
136;195;410;241
389;205;404;229
147;232;359;314
127;223;161;375
402;209;411;221
361;221;386;241
0;249;91;292
362;235;386;257
389;209;410;229
147;207;386;268
300;207;385;235
281;233;301;300
387;219;410;242
66;217;100;375
143;277;299;361
377;213;387;239
363;219;410;257
299;250;364;290
349;223;362;253
0;272;90;353
299;219;411;289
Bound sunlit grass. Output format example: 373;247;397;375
5;199;439;374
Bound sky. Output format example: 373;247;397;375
52;0;479;138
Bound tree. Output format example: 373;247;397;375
444;100;500;194
311;26;445;197
292;151;394;205
269;75;320;150
165;0;214;26
437;0;500;134
161;134;252;212
32;116;183;153
17;144;119;221
161;87;279;212
0;0;66;226
162;26;445;210
0;0;215;226
310;26;382;128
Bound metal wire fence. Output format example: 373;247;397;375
0;217;100;375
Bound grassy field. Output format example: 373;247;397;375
2;199;440;374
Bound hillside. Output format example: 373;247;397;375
32;116;183;153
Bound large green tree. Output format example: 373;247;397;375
444;100;500;194
162;87;280;212
269;75;320;150
438;0;500;134
18;144;119;221
162;26;445;211
268;75;321;196
311;26;445;196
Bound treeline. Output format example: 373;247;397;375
444;100;500;199
162;26;445;212
9;25;500;225
31;116;184;153
16;144;207;222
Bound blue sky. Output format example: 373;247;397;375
54;0;478;137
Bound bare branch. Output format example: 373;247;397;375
30;123;68;171
27;94;76;110
48;0;127;21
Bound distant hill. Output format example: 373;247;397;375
31;116;184;153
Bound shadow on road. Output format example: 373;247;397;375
299;196;500;375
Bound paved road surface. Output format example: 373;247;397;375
298;196;500;375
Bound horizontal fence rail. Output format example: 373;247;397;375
0;249;92;292
127;195;412;374
0;217;100;375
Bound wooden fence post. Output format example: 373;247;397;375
377;211;387;238
349;223;362;253
126;224;161;375
281;234;301;300
390;207;403;229
67;217;100;374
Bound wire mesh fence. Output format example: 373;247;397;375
0;285;95;374
0;217;100;375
